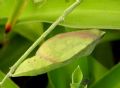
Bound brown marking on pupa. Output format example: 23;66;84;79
37;51;58;63
56;31;98;39
27;61;30;63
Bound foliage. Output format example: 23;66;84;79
0;0;120;88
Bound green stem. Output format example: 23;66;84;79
0;0;81;86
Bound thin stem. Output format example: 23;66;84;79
0;0;81;85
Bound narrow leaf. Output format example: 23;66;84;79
88;56;108;86
70;66;83;88
47;56;89;88
72;66;83;84
19;0;120;29
5;0;29;33
1;0;120;29
91;63;120;88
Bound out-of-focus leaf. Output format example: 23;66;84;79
13;22;44;41
47;56;89;88
0;26;4;42
70;66;83;88
84;85;87;88
0;0;43;42
92;42;114;69
0;0;15;17
43;23;66;40
101;30;120;42
5;0;29;33
0;71;18;88
1;0;120;29
88;56;108;86
90;63;120;88
47;55;108;88
0;33;32;73
13;29;105;77
0;19;43;42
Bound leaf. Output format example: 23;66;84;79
0;33;32;73
90;63;120;88
47;56;89;88
13;22;44;41
101;30;120;42
92;42;114;69
71;66;83;84
47;55;107;88
0;71;18;88
0;19;44;42
70;66;83;88
88;56;108;85
1;0;120;29
13;29;105;77
5;0;29;33
84;85;87;88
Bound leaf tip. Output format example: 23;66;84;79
72;65;83;84
5;22;12;33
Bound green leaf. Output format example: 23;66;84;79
0;33;32;73
84;85;87;88
47;56;89;88
0;71;18;88
70;66;83;88
0;19;44;42
92;42;114;69
72;66;83;84
19;0;120;29
13;22;44;41
47;55;107;88
101;30;120;42
90;63;120;88
88;56;108;85
13;29;105;76
5;0;29;32
1;0;120;29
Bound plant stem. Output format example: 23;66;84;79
0;0;81;85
